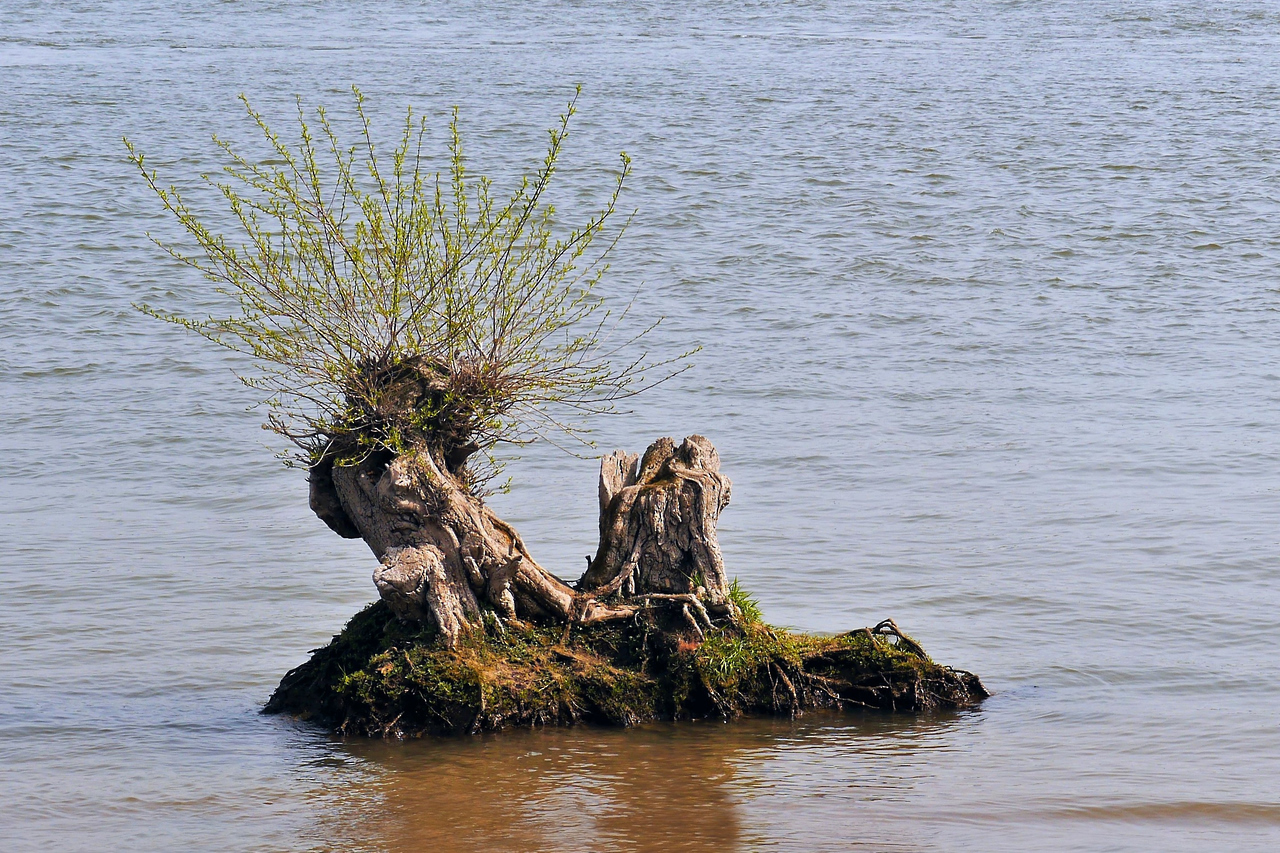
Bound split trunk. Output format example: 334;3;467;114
308;434;735;647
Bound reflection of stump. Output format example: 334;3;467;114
579;435;733;614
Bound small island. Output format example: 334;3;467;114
265;434;985;736
129;89;986;738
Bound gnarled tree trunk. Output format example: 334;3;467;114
308;434;734;647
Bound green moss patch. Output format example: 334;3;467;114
265;601;987;737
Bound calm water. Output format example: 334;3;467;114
4;1;1280;850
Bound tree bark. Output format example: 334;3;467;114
308;434;734;647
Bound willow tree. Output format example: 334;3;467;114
128;89;736;646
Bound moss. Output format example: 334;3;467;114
265;602;987;737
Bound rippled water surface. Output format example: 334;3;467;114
4;1;1280;850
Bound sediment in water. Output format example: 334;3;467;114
264;601;987;737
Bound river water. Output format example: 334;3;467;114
4;1;1280;850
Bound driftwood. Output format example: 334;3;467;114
308;434;735;647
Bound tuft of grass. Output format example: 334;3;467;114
728;577;763;625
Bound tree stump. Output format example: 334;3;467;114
578;435;733;613
308;433;735;648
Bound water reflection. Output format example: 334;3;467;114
332;711;974;852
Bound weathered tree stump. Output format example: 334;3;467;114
578;435;733;612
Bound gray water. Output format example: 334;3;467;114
4;1;1280;850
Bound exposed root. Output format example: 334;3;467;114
681;604;705;642
571;591;714;638
866;618;929;660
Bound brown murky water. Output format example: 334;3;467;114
4;0;1280;850
320;713;977;852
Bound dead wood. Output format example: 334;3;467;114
578;435;733;612
307;434;734;648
